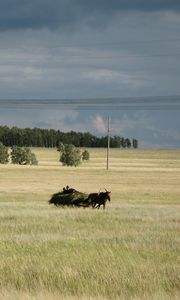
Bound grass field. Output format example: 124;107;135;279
0;148;180;299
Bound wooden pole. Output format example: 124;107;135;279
106;116;110;170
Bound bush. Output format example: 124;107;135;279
11;146;38;165
0;142;9;164
30;152;38;165
58;143;91;167
57;142;65;152
59;144;82;167
133;139;138;148
82;150;90;161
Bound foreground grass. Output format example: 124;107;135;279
0;148;180;299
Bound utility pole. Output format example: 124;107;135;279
106;116;110;170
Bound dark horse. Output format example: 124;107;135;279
87;190;111;209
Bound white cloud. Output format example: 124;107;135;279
111;113;139;136
146;125;180;141
109;111;180;147
92;115;107;134
0;109;79;130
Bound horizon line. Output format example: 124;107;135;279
0;95;180;110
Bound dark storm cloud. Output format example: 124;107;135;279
0;0;180;31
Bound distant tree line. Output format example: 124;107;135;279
0;126;138;149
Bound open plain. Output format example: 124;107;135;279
0;148;180;300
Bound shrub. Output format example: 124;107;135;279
82;150;90;161
57;142;65;152
11;146;38;165
30;152;38;165
0;142;9;164
59;144;82;167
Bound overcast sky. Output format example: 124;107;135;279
0;0;180;147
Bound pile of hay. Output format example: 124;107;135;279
49;188;91;207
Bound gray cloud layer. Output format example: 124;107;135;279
0;0;180;31
0;1;180;147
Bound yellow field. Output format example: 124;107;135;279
0;148;180;299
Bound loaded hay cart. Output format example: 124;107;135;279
49;186;91;207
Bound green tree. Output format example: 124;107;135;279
133;139;138;149
121;137;126;148
59;144;82;167
82;149;90;161
11;146;38;165
57;142;65;152
0;125;138;149
0;142;9;164
125;138;132;148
